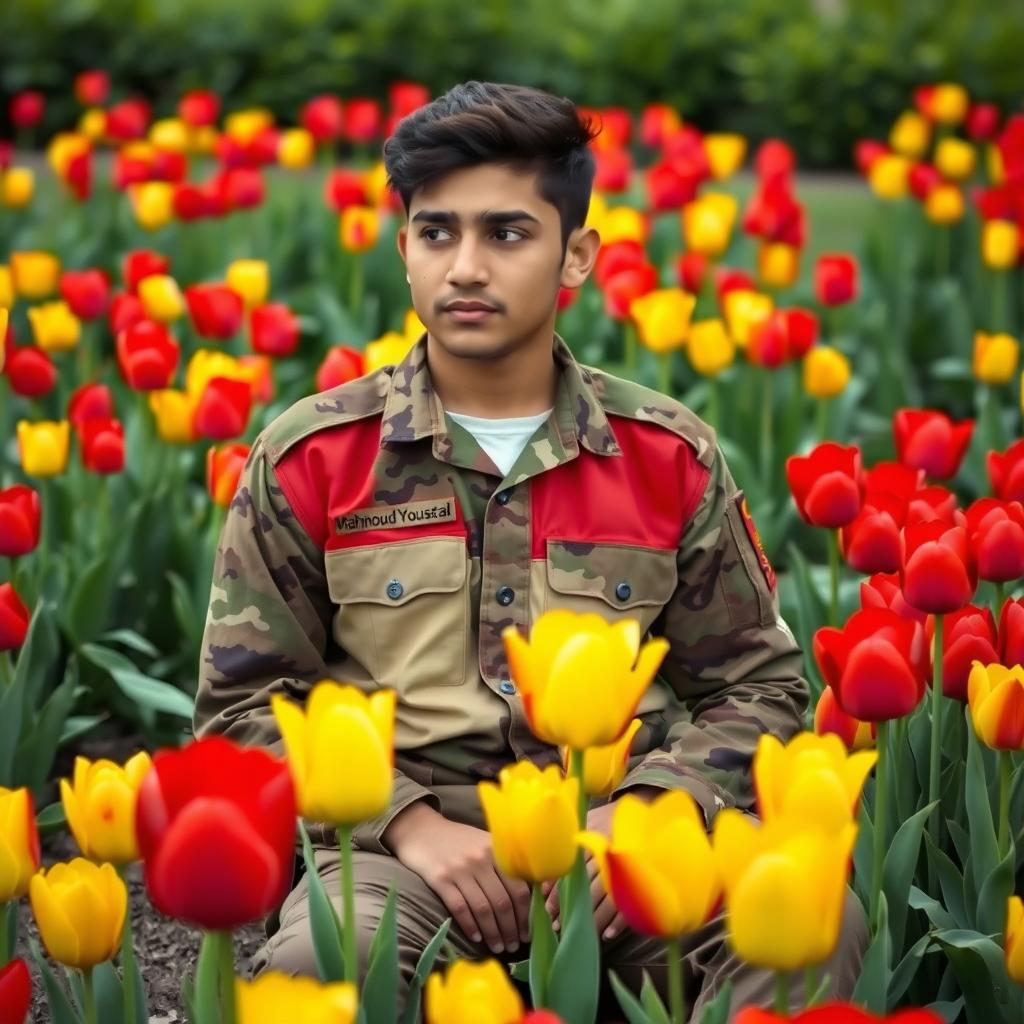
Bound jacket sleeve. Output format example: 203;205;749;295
613;442;809;825
193;437;439;855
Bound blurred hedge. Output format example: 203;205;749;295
1;0;1022;167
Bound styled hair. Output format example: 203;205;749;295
383;81;600;257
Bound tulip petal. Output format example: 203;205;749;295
30;872;81;967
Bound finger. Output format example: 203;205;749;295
458;875;505;954
476;868;521;952
497;871;532;946
436;881;484;947
594;894;619;937
603;910;628;942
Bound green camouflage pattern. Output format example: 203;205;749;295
194;331;807;851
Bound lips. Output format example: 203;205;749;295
445;302;497;312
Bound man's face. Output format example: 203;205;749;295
397;162;596;361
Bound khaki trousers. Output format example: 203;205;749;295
252;849;869;1022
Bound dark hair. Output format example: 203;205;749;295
383;81;599;257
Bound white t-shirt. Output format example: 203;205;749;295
446;407;554;477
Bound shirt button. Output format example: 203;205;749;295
615;581;632;601
495;489;512;506
496;585;515;606
499;680;516;695
386;579;404;600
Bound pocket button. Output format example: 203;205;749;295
499;680;516;695
496;585;515;606
614;581;632;601
386;579;404;600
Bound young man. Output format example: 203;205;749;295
194;81;866;1018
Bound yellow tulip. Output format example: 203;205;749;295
930;83;969;125
868;154;910;200
10;251;60;300
935;138;976;182
982;220;1020;270
682;193;738;258
236;972;358;1024
722;289;773;348
757;242;800;290
888;111;930;159
17;420;70;477
629;287;696;354
754;732;877;835
0;265;13;309
339;206;381;253
185;349;252;401
131;181;176;232
687;318;735;377
226;108;274;144
502;609;669;749
564;717;642;797
478;761;579;883
28;301;81;353
226;259;270;309
968;663;1024;751
924;184;964;225
403;307;426;344
272;681;395;826
139;274;185;323
362;161;391;208
78;108;107;142
424;959;524;1024
704;134;747;180
60;752;152;865
803;345;851;399
585;191;609;236
0;787;40;901
189;126;219;155
599;206;647;246
988;144;1005;187
47;133;90;180
279;128;316;169
712;810;855;970
1007;895;1024;985
149;117;190;153
2;168;35;209
0;308;6;373
363;331;415;374
149;389;198;443
578;790;721;938
29;859;127;970
973;332;1019;386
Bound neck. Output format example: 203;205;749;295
427;329;559;418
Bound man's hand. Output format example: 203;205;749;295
381;801;530;954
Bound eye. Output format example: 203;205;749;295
493;227;526;242
421;227;453;242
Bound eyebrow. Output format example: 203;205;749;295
410;209;541;226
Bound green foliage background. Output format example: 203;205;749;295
1;0;1022;167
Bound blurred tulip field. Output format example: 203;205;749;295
0;45;1024;1024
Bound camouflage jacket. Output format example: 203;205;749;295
193;331;808;853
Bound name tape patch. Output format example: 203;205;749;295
737;494;777;592
335;497;457;534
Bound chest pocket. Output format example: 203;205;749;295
543;539;678;635
325;535;469;690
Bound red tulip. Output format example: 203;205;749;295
786;442;863;528
593;147;632;193
185;284;244;340
323;169;369;212
193;377;252;440
556;287;578;312
742;177;805;246
79;418;125;475
5;347;56;399
238;355;275;405
0;583;30;651
988;439;1024;503
216;167;265;210
135;736;296;930
900;520;975;614
813;607;929;721
250;304;300;358
10;91;45;130
860;572;929;626
301;94;344;143
522;1014;566;1024
753;139;796;181
68;383;115;429
736;1002;942;1023
105;98;151;142
840;497;903;574
74;70;109;107
931;604;998;701
814;686;876;751
0;957;31;1024
343;98;383;143
173;182;220;222
894;409;974;480
714;267;757;303
814;254;858;307
676;251;708;294
966;103;1001;142
388;81;429;118
116;321;180;391
60;145;92;202
905;485;959;528
594;241;646;289
662;128;711;181
596;107;633;149
109;292;146;335
999;597;1024;668
645;159;700;211
247;128;281;167
60;269;110;321
0;485;41;558
207;443;250;508
123;250;170;293
639;103;680;149
854;140;888;175
748;308;818;367
317;346;365;392
151;151;189;185
179;90;220;128
864;461;925;505
965;498;1024;582
603;264;658;321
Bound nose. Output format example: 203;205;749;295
447;234;489;287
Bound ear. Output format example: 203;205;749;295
396;223;408;265
560;224;601;290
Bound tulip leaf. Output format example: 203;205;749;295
400;918;451;1024
934;933;1012;1024
882;800;935;955
16;670;79;790
362;883;398;1024
180;975;197;1024
80;642;194;719
93;960;125;1022
639;970;672;1024
608;969;658;1024
528;883;557;1008
98;628;161;659
299;821;345;982
925;998;965;1024
695;979;733;1024
36;800;68;835
28;938;81;1024
975;845;1016;943
851;891;891;1013
964;721;1000;904
908;885;957;932
888;931;934;1005
63;551;121;646
0;647;26;787
546;853;600;1024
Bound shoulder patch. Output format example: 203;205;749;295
736;493;777;592
584;363;717;469
261;368;392;466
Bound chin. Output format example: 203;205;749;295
430;326;520;360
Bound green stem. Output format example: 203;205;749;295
666;936;685;1024
994;580;1007;619
659;352;672;396
348;256;364;323
760;369;773;486
804;965;818;1007
569;749;588;829
816;397;828;440
705;377;719;431
928;614;945;856
827;530;841;627
81;966;97;1024
774;971;790;1015
870;719;890;933
0;652;12;688
217;931;236;1024
340;824;359;992
998;749;1013;860
118;870;137;1024
0;901;10;965
624;322;637;377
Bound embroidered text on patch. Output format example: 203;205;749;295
334;497;457;534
